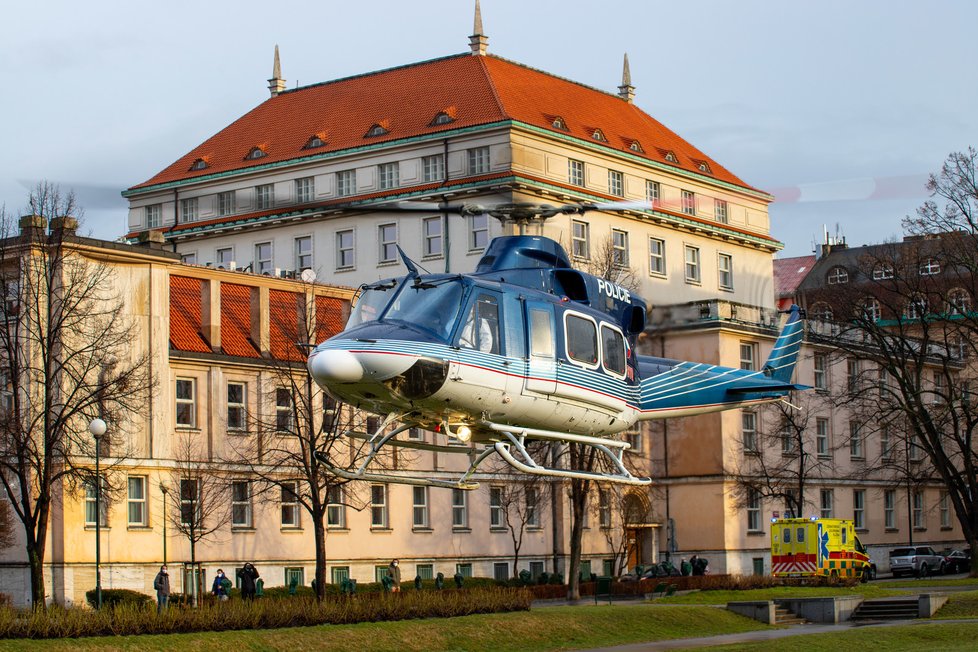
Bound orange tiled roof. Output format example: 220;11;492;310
220;283;261;358
169;276;211;353
270;289;305;362
316;296;346;344
130;53;755;193
773;255;817;299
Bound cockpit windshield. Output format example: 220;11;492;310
347;280;400;328
385;279;464;340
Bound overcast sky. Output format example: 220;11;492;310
2;0;975;256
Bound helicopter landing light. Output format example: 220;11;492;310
454;425;472;442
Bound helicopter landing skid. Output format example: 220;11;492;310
314;451;480;490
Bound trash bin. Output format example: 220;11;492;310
595;576;613;605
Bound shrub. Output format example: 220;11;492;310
0;594;10;608
84;589;152;610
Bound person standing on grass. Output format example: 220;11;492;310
153;565;170;614
388;559;402;593
212;569;230;601
238;562;260;600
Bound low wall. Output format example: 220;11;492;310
919;594;949;617
727;601;776;624
777;596;863;623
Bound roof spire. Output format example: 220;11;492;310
268;45;286;98
618;52;635;103
469;0;488;56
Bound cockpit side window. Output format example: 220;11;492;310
601;324;626;376
459;294;500;354
347;280;400;328
385;279;464;341
565;314;598;366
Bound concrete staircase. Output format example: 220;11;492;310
851;598;921;621
774;604;807;625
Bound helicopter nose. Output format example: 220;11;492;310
308;349;364;384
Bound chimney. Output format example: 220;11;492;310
469;0;488;55
267;45;286;97
250;285;270;356
618;53;635;103
201;279;221;351
135;229;166;250
49;216;78;239
19;214;47;237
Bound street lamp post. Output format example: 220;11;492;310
159;482;169;566
89;418;107;610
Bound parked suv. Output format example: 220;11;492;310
889;546;945;577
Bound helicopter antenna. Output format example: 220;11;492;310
396;245;420;278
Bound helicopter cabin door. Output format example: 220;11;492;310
524;302;557;395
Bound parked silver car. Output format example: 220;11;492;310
889;546;945;577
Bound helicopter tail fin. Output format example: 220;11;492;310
761;305;804;383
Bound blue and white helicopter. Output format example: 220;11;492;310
309;201;807;489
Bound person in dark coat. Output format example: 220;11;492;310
690;555;702;576
387;559;401;593
238;562;260;600
212;569;230;601
153;565;170;614
680;558;692;576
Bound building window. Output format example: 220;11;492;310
611;229;628;267
905;294;928;319
648;237;665;275
681;190;696;215
285;567;305;589
181;198;198;222
881;425;893;460
336;230;355;269
820;489;834;518
378;223;398;263
281;481;300;528
231;480;252;527
255;242;273;275
747;489;761;532
469;214;488;251
256;184;274;210
84;477;107;527
452;488;468;528
624;426;642;452
873;263;894;280
227;382;246;432
181;253;197;265
739;342;756;371
526;487;540;527
336;170;356;197
849;422;863;459
245;147;266;160
940;491;951;528
423;217;443;257
146;204;162;229
715;199;728;224
456;563;473;578
884;489;896;529
579;560;592;580
378;162;399;190
598;490;611;528
180;478;200;525
813;353;827;390
920;258;941;275
568;159;585;186
416;564;434;580
910;434;925;461
863;298;881;322
846;358;861;392
407;427;425;441
190;158;208;171
948;288;971;315
327;485;345;528
493;562;509;581
127;476;147;526
781;423;796;455
572;220;590;259
530;561;545;580
304;134;325;149
217;248;233;267
293;236;313;272
490;486;503;528
742;411;757;453
913;491;925;529
413;486;429;528
422;154;444;183
853;489;865;530
218;191;235;216
275;388;293;432
646;180;660;206
684;245;700;283
468;146;489;174
330;566;350;584
816;418;830;457
175;378;195;428
608;170;624;197
371;484;388;528
827;266;849;284
718;253;733;290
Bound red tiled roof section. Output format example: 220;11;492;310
774;255;817;299
169;276;212;353
131;53;753;192
221;283;261;358
269;290;304;362
316;296;347;344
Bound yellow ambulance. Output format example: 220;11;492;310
770;517;874;581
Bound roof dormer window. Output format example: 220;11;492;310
430;111;455;126
591;129;607;142
551;116;567;130
303;134;326;149
664;151;678;163
189;158;209;171
827;266;849;285
628;140;644;153
245;147;267;160
697;161;712;174
365;123;390;138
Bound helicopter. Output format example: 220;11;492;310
308;199;807;489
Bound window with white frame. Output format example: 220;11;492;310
649;237;665;275
469;214;488;251
378;162;399;190
598;489;611;528
255;242;273;275
295;236;313;271
530;561;544;580
407;427;425;441
84;477;108;527
747;488;761;531
181;253;197;265
231;480;252;527
327;485;345;528
853;489;865;530
849;421;863;459
180;478;200;525
281;481;300;528
330;566;349;584
572;220;590;259
779;421;795;454
611;229;628;267
910;434;925;461
933;372;946;405
919;258;941;275
378;223;398;263
336;170;356;197
681;190;696;215
526;487;540;527
684;245;700;283
813;353;828;390
490;486;504;528
863;298;881;322
371;484;388;528
422;154;444;182
940;491;951;528
413;486;429;528
468;147;489;174
881;424;893;460
275;388;293;432
847;358;861;392
608;170;624;197
181;198;198;222
336;230;355;269
884;490;896;529
816;417;830;457
452;488;468;528
175;378;196;428
295;177;314;203
715;199;728;224
227;382;246;432
718;253;733;290
219;191;236;216
827;266;849;284
820;489;834;518
742;411;757;453
646;180;660;205
255;184;274;210
416;563;434;580
948;288;971;315
873;263;894;280
739;342;756;371
423;217;443;257
146;204;162;228
456;563;473;578
217;248;233;267
913;491;925;528
624;425;642;452
127;476;147;526
285;567;304;588
568;159;584;186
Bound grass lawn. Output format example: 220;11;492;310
656;584;908;605
934;590;978;619
888;576;978;589
680;622;978;652
0;604;769;652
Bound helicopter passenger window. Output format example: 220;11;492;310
459;294;500;354
529;308;554;358
565;314;598;366
601;325;626;376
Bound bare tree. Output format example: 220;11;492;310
571;236;642;294
0;183;150;607
0;490;13;550
493;478;549;578
592;485;629;576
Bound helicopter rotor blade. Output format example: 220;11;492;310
570;200;655;214
375;201;488;215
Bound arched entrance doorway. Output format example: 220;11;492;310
622;493;658;571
